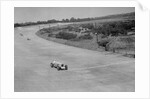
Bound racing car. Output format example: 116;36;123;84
50;61;68;71
27;38;31;40
20;33;23;36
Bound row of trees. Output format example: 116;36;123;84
62;17;94;22
14;19;60;27
14;12;135;27
14;17;95;27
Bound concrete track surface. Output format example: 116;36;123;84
14;24;135;92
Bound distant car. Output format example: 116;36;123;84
27;38;31;40
50;61;68;71
20;33;23;36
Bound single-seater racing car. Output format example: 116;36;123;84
50;61;68;71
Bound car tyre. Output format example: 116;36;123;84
57;67;60;71
50;63;53;68
65;65;68;70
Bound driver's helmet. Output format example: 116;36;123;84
53;61;56;63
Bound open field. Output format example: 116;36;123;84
14;23;135;92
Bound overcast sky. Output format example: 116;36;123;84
14;7;134;23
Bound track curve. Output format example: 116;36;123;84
14;24;135;92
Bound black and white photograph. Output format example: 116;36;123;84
1;0;150;98
14;7;135;92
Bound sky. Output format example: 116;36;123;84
14;7;135;23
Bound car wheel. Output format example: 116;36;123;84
57;67;60;71
50;63;53;68
65;65;68;70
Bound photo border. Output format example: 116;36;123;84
0;0;149;98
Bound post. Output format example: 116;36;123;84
95;33;98;43
95;33;99;48
93;23;99;48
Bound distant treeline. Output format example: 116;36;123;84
14;12;135;27
14;19;60;27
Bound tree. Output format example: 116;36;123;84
70;17;76;22
62;19;69;22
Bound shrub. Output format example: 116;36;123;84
104;36;135;52
93;20;134;36
66;26;74;31
39;30;46;34
56;32;77;40
79;34;93;40
80;23;94;29
48;34;53;37
39;28;52;34
98;39;109;47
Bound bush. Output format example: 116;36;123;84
56;32;77;40
39;30;46;35
39;28;52;34
79;34;93;40
98;39;109;47
104;36;135;52
48;34;53;37
93;20;134;36
80;23;94;29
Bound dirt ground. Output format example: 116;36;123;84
14;24;135;92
